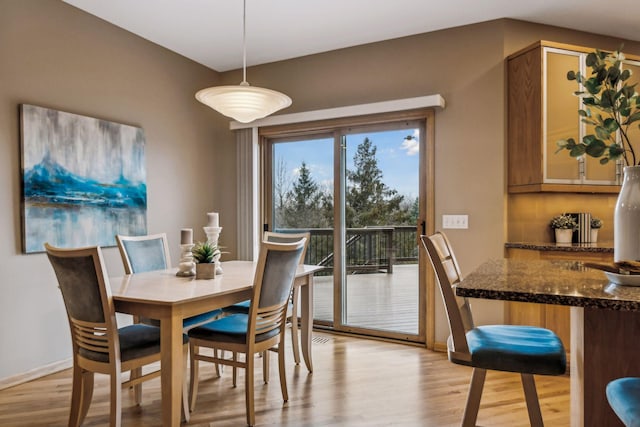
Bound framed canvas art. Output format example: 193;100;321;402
20;104;147;253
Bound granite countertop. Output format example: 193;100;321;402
506;241;613;253
456;258;640;311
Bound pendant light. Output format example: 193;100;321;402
195;0;292;123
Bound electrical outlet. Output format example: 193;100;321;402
442;214;469;229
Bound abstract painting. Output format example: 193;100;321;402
20;104;147;253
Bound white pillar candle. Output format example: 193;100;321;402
180;228;193;244
207;212;219;228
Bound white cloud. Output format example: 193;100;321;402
400;137;419;156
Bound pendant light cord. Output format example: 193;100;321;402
242;0;247;84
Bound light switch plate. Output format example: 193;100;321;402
442;214;468;229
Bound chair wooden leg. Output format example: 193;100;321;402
521;373;543;427
233;352;238;387
462;368;486;427
109;367;123;427
69;365;93;427
263;351;270;383
130;367;142;405
246;352;255;427
291;287;301;365
278;339;288;402
189;343;199;412
214;349;221;377
182;344;190;423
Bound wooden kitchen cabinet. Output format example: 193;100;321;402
507;41;627;193
505;245;614;356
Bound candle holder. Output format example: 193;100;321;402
204;226;223;275
176;243;196;277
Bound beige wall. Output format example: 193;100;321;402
2;1;640;383
0;1;231;382
222;19;640;343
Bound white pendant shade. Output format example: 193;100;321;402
196;82;292;123
195;0;292;123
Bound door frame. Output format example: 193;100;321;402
259;108;436;347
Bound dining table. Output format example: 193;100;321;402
455;258;640;427
110;260;323;427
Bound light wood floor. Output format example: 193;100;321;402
0;331;570;426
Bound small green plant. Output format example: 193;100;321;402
550;214;579;230
191;241;220;264
556;47;640;166
591;217;603;229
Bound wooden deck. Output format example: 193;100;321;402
312;263;419;335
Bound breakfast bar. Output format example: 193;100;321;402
456;258;640;427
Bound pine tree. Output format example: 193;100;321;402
283;161;328;228
346;137;411;227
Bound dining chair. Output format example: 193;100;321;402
116;233;223;331
187;238;306;426
420;232;566;427
223;231;310;366
45;243;190;427
606;377;640;426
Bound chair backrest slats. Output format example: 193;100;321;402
116;233;171;274
421;233;473;356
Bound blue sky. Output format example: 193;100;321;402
273;128;420;199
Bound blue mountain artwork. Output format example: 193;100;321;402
23;154;146;209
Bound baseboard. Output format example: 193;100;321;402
433;341;447;353
0;358;72;390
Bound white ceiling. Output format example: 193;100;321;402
63;0;640;72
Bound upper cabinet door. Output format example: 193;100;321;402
545;49;582;182
507;41;626;193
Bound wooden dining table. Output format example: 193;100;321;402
455;258;640;427
110;260;322;427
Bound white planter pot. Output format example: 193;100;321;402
555;228;573;244
590;229;599;243
615;166;640;262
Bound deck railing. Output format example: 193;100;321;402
274;226;418;275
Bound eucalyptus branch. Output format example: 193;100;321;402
556;47;640;167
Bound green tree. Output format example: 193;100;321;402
282;161;329;228
346;137;412;227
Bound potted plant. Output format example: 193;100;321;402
192;241;221;279
555;47;640;260
590;217;603;243
550;214;579;244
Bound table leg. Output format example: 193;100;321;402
300;274;314;372
161;314;183;427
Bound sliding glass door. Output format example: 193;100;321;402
263;113;428;342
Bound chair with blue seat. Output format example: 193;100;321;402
188;238;306;426
45;243;190;427
420;232;566;427
607;377;640;426
223;231;310;371
116;233;223;331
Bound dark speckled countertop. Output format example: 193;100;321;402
506;242;613;253
456;258;640;311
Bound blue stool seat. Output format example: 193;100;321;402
466;325;566;375
607;377;640;427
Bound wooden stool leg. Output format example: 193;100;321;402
521;373;543;427
462;368;486;427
